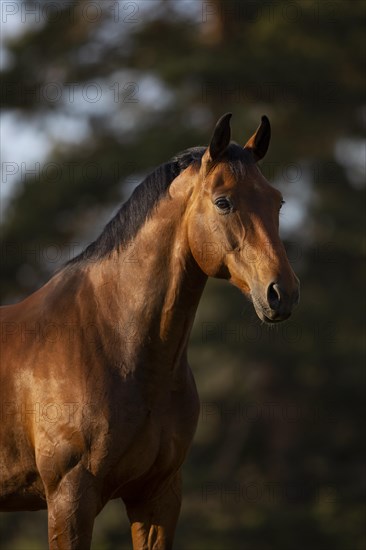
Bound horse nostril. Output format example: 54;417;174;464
267;282;282;310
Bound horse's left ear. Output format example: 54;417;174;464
244;115;271;162
208;112;232;161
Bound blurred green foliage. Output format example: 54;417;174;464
1;1;365;549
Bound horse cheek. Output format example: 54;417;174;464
187;214;224;277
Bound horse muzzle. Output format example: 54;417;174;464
252;280;300;323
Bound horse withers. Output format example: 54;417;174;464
0;113;299;549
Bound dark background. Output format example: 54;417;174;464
1;1;365;549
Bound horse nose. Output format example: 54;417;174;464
267;282;299;318
267;282;282;310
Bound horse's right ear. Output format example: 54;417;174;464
206;113;232;163
244;115;271;162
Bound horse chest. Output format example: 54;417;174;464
105;379;200;498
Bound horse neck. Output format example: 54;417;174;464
80;182;207;374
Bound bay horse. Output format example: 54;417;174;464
0;113;299;549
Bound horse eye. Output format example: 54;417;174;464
214;197;232;213
280;200;286;210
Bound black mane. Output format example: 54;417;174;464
66;147;206;266
66;143;251;266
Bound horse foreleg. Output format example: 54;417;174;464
125;471;182;550
44;463;98;550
